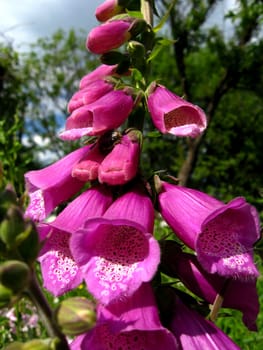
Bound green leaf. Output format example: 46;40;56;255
153;0;177;32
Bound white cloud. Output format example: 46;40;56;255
0;0;102;49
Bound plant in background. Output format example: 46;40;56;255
0;0;262;349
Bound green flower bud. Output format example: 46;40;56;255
127;40;146;71
128;19;148;37
0;260;30;294
4;339;55;350
0;206;26;250
17;221;40;264
0;185;17;221
4;342;24;350
55;297;96;336
100;51;128;65
23;339;53;350
0;283;13;307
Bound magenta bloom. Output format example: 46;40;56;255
170;296;241;349
98;132;141;185
158;182;260;279
79;64;119;89
147;84;207;137
95;0;124;22
24;145;92;221
72;144;105;182
68;79;114;113
38;186;113;296
70;283;178;349
70;188;160;305
161;242;259;331
60;90;134;140
87;19;133;54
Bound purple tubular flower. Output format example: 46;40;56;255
24;145;92;222
72;144;105;182
147;84;207;137
95;0;124;22
70;188;160;305
79;64;118;90
98;132;141;185
38;186;113;296
59;90;134;140
87;19;133;54
68;79;114;113
158;182;260;280
170;296;241;350
161;242;259;331
70;283;178;350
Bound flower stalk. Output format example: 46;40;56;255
26;270;70;350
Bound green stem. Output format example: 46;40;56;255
27;269;70;350
141;0;153;26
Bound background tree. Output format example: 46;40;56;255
21;29;99;162
0;42;36;193
145;0;263;212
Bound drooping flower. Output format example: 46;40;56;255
161;240;259;331
72;143;105;182
87;19;133;54
95;0;125;22
38;186;113;296
79;64;119;90
59;90;134;141
24;145;92;222
158;181;260;279
70;187;160;305
70;283;178;350
170;295;241;350
68;79;114;113
98;130;141;185
147;84;207;137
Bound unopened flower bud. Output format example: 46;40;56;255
23;339;54;350
0;283;13;307
98;129;142;185
128;19;148;37
87;19;133;54
0;185;17;220
96;0;125;22
100;51;128;65
0;260;30;294
127;40;146;71
56;297;96;336
0;206;26;250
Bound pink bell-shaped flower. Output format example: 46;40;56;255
95;0;124;22
79;64;119;89
24;145;92;222
87;18;133;54
38;186;113;296
72;143;105;182
161;241;259;331
147;84;207;137
60;90;134;140
98;130;141;185
170;295;241;349
158;181;260;280
70;283;178;349
70;187;160;305
68;79;114;113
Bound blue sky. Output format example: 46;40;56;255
0;0;236;51
0;0;102;50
